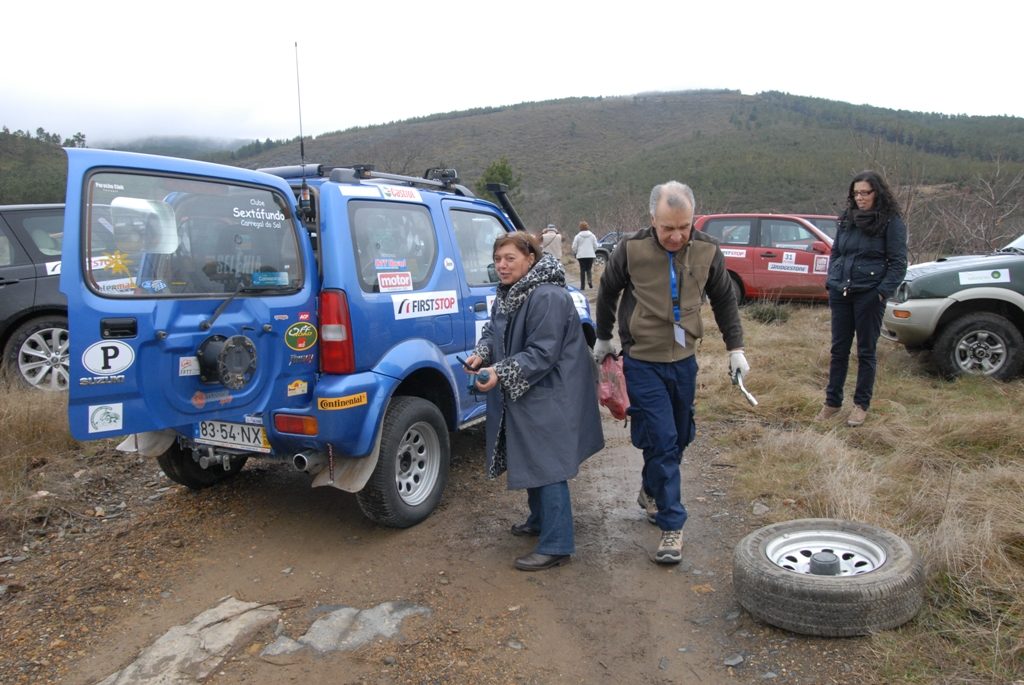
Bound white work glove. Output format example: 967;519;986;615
729;350;750;380
593;338;617;363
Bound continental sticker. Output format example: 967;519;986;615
285;322;318;351
767;262;809;274
959;269;1011;285
318;392;368;411
392;290;458;320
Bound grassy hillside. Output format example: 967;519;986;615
5;91;1024;250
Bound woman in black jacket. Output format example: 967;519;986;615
816;170;908;427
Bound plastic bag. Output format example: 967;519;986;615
598;354;629;421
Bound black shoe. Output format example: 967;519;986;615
514;552;570;571
510;522;540;537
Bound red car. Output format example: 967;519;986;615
694;213;835;302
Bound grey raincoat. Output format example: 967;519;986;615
474;254;604;489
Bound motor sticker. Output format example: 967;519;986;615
88;403;123;433
444;257;455;271
392;291;459;320
767;263;809;274
959;269;1011;285
814;255;830;274
287;379;309;397
375;257;407;271
252;271;289;286
289;352;315;365
179;356;200;376
782;252;796;264
722;248;747;258
83;340;135;375
380;185;422;202
339;185;382;198
285;322;318;351
318;392;368;410
378;271;413;292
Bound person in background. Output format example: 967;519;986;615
540;223;563;260
593;181;747;564
467;232;604;571
571;220;599;289
816;170;908;427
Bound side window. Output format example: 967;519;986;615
350;201;437;292
0;223;28;266
2;208;64;260
450;210;508;285
761;220;816;250
704;219;751;246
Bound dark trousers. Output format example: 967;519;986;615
826;288;886;409
578;258;594;288
623;354;697;531
524;481;574;555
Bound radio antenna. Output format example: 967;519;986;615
294;41;311;218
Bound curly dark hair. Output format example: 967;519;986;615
846;170;902;218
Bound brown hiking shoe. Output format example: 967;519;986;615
847;405;868;427
637;488;658;524
814;404;841;421
655;529;683;564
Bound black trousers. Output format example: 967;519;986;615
577;257;594;288
825;288;885;409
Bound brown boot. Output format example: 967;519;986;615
846;405;868;427
814;404;840;421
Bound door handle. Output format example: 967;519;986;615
0;278;20;285
101;317;138;339
473;301;487;312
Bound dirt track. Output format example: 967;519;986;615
2;410;877;685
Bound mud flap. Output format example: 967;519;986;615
310;420;384;493
116;429;178;457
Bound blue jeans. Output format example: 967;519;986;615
623;354;697;531
826;288;886;409
524;481;575;555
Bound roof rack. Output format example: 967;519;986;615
327;164;474;197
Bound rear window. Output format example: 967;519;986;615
83;172;303;297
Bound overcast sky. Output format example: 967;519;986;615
3;1;1020;145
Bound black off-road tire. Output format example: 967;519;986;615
931;312;1024;380
357;396;450;528
732;518;925;637
156;441;248;490
2;316;69;391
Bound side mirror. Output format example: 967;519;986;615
811;240;830;254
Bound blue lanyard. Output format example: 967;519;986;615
668;252;680;323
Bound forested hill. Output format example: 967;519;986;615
5;91;1024;237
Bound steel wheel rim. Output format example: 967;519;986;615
954;329;1007;375
18;326;70;391
764;529;887;575
394;420;440;506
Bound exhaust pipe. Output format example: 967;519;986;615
293;451;327;475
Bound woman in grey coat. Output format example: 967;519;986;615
467;232;604;571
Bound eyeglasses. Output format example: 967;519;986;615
852;189;875;198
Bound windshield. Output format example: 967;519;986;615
83;172;302;296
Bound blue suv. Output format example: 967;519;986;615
60;150;595;527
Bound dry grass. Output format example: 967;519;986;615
699;303;1024;682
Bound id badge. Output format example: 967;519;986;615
673;324;686;348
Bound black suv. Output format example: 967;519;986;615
0;204;69;391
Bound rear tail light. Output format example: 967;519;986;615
320;289;355;374
274;414;319;435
